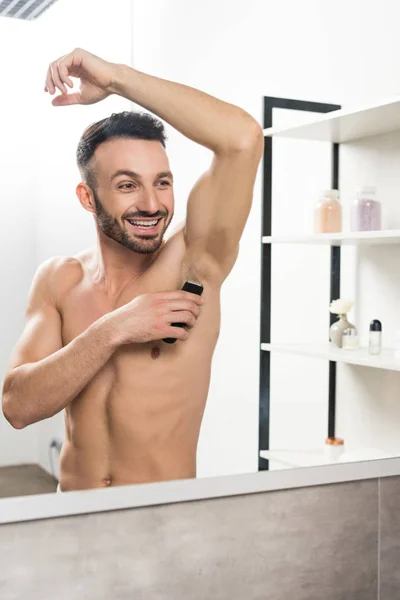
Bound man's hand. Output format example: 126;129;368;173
44;48;120;107
107;290;205;345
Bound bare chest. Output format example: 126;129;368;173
59;259;221;381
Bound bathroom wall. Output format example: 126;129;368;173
0;17;39;467
1;475;399;599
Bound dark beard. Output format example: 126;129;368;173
92;189;171;255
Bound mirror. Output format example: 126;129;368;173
0;0;262;499
2;0;400;509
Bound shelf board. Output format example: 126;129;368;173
263;96;400;143
261;343;400;371
260;448;395;468
262;230;400;246
260;449;335;468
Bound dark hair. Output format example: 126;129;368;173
76;111;167;191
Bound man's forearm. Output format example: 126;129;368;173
2;316;119;429
112;64;260;153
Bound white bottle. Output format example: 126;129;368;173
324;437;345;462
369;320;382;355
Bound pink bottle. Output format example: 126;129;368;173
314;189;342;234
351;186;381;232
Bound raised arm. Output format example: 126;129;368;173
44;48;264;281
1;258;119;429
110;63;264;281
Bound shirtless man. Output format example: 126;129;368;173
2;48;263;491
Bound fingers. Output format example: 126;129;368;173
158;290;204;305
44;66;55;94
50;62;67;95
166;325;189;341
44;53;74;96
161;299;201;317
167;310;197;329
161;300;202;322
58;58;74;88
184;291;204;305
52;92;81;107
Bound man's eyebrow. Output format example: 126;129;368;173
109;169;173;182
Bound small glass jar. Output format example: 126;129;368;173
342;327;359;350
314;189;342;234
351;186;381;232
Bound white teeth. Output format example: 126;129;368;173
130;219;158;227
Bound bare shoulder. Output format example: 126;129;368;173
40;253;85;281
35;252;88;307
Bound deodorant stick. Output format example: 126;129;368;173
369;320;382;355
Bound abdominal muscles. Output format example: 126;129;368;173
59;340;213;490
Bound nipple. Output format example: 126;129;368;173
151;346;160;359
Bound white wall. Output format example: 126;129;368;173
0;17;39;467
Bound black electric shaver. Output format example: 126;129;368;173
163;280;204;344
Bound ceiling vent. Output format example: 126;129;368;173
0;0;59;20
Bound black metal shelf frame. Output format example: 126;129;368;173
258;97;342;471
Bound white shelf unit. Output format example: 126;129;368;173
261;343;400;372
263;96;400;143
262;230;400;246
259;94;400;472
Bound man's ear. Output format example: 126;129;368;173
76;182;96;214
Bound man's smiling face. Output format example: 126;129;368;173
90;137;174;254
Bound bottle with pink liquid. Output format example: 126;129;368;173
351;186;381;232
313;189;342;234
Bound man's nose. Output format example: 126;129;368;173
136;189;159;214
